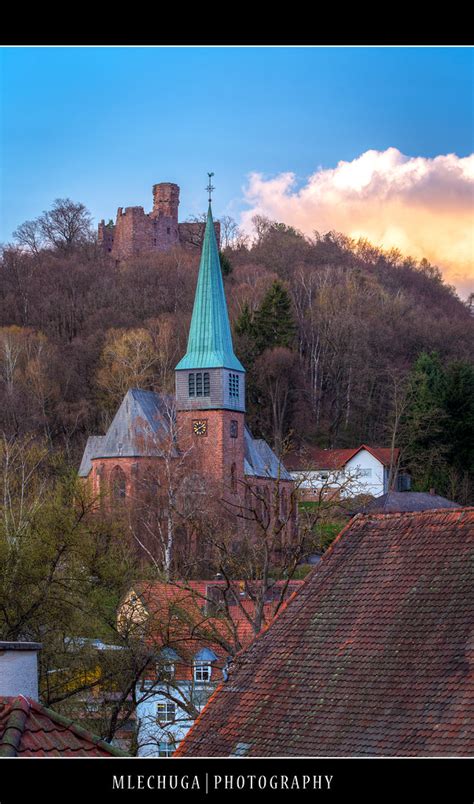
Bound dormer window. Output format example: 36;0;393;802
194;661;212;683
193;647;217;683
188;372;210;398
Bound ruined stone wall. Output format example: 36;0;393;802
98;183;221;259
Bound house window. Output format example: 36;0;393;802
359;468;372;477
194;661;212;683
111;466;126;499
156;702;176;724
156;662;175;682
158;740;175;757
229;373;239;399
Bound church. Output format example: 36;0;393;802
79;188;296;571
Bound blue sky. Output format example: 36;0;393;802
1;47;472;275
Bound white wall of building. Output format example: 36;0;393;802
291;449;389;499
136;682;213;757
0;642;40;699
345;450;387;497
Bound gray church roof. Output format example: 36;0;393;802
244;428;292;481
79;389;291;482
78;435;106;477
78;389;176;476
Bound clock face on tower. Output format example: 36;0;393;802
193;419;208;436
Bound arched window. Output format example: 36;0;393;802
262;486;271;528
280;488;288;519
230;462;237;494
111;466;126;500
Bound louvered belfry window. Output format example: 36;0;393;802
229;373;239;399
189;372;210;398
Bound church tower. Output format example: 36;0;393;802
175;183;245;491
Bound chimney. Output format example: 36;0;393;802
429;488;436;496
0;641;42;699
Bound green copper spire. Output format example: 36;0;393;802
175;201;244;372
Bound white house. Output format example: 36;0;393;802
136;646;219;757
117;579;303;757
285;445;408;500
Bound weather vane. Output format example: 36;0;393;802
206;172;215;203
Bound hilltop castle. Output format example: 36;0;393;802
83;194;296;571
98;182;220;260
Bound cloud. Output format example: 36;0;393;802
240;148;474;298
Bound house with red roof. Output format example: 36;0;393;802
285;444;408;501
117;579;302;756
176;508;474;757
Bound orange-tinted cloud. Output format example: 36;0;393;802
241;148;474;298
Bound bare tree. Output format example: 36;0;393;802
13;199;93;254
38;198;93;251
13;219;43;256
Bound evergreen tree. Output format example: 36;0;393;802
444;360;474;474
400;352;474;501
219;250;232;276
400;352;448;492
234;302;256;363
253;281;296;354
233;284;297;448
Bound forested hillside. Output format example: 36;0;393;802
1;202;473;501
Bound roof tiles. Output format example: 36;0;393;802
176;508;474;757
285;444;400;471
0;695;126;757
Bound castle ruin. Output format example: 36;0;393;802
98;182;220;259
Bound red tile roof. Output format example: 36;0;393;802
130;580;303;682
176;508;474;757
285;444;400;471
0;695;127;757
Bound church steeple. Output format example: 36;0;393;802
175;202;244;373
175;179;245;415
174;177;246;487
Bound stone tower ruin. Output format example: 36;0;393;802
98;182;220;259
